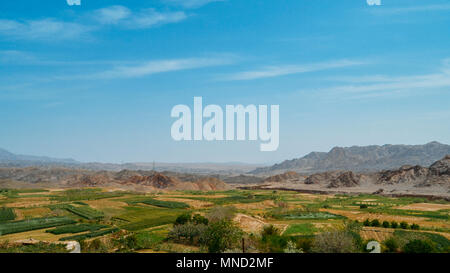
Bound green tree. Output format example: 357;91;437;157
410;223;420;230
192;214;209;225
403;239;435;253
400;221;409;229
390;221;398;228
382;221;390;228
371;219;380;227
383;237;399;253
204;220;243;253
175;213;192;226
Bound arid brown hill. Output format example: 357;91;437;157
264;171;301;183
0;168;228;191
251;142;450;175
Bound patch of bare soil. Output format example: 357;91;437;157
395;203;450;211
360;227;394;241
233;213;287;234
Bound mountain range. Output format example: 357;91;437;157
250;141;450;175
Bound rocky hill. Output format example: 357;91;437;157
250;142;450;175
262;156;450;195
0;168;229;191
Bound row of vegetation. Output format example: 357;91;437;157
59;228;120;241
51;189;126;202
0;207;16;222
46;223;108;235
0;217;76;235
362;219;420;230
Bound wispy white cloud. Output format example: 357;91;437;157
163;0;225;9
0;18;90;40
127;9;187;29
79;56;236;79
313;59;450;100
0;5;188;41
221;60;365;81
91;6;187;29
93;5;132;25
371;4;450;14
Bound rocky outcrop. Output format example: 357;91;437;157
304;171;342;185
377;165;429;184
327;171;361;188
264;171;301;183
429;155;450;176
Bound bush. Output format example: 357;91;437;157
311;231;358;253
402;239;435;253
284;241;303;253
359;204;368;209
175;213;191;226
370;219;380;227
390;221;398;229
400;221;409;229
262;225;280;237
192;214;209;225
382;221;390;228
411;223;420;230
363;219;371;226
384;237;399;253
169;223;208;245
204;220;243;253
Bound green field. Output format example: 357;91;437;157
0;187;448;253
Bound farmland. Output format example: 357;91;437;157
0;187;448;253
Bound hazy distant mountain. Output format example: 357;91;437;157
0;148;78;165
250;142;450;175
0;148;262;174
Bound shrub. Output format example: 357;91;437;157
262;225;280;237
402;239;435;253
204;220;243;253
296;237;314;253
284;241;303;253
384;237;399;253
411;223;420;230
311;231;358;253
360;204;368;209
363;219;371;226
382;221;390;228
175;213;191;226
400;221;409;229
370;219;380;227
169;223;208;245
390;221;398;229
192;214;209;225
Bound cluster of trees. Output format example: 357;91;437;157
169;207;243;253
363;219;419;230
383;237;438;253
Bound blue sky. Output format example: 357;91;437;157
1;0;450;164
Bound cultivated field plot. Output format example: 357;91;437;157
0;188;449;253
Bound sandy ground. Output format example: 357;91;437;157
395;203;450;211
233;213;287;234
